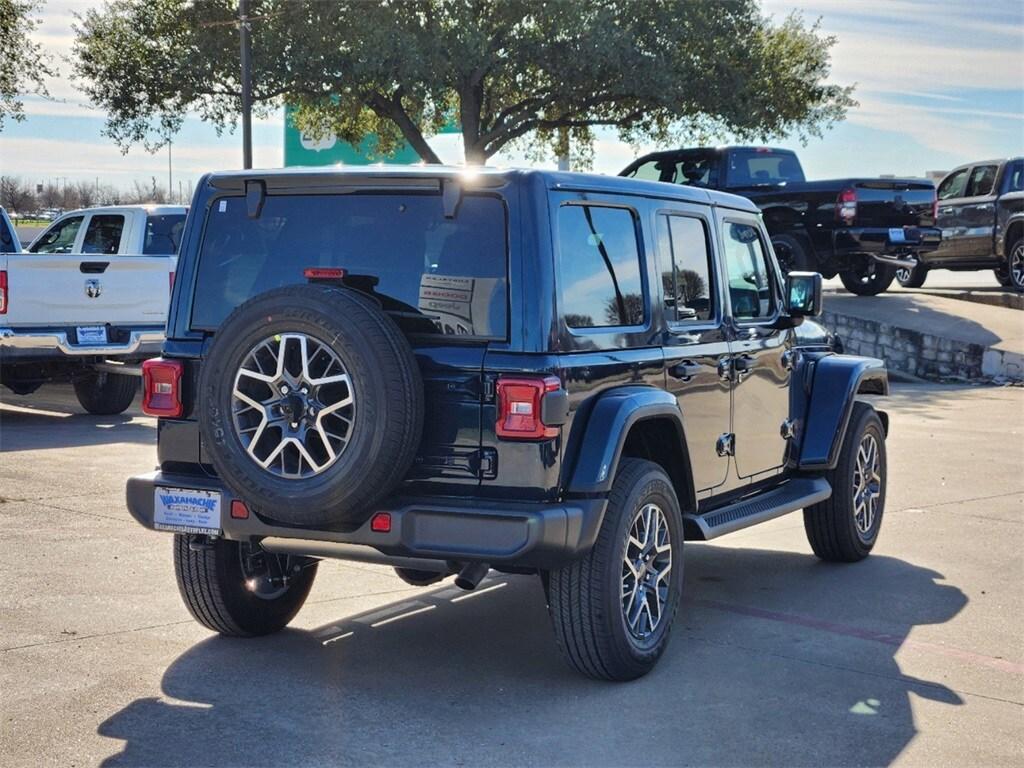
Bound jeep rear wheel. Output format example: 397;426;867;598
173;535;318;636
198;285;424;527
803;402;887;562
547;459;684;681
73;371;138;415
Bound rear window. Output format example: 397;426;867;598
725;151;804;187
191;193;507;338
625;153;720;188
144;214;187;254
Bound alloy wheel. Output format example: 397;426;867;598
852;433;882;539
621;503;673;641
231;333;355;479
1011;242;1024;289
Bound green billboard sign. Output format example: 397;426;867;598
283;105;458;166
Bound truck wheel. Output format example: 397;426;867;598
895;262;928;288
771;234;813;274
994;267;1012;287
1008;238;1024;293
73;371;138;415
173;535;317;636
547;459;684;681
803;403;886;562
839;258;896;296
198;284;424;527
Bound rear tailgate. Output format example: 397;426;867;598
849;179;937;228
2;254;173;326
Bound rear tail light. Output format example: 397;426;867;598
836;188;857;225
142;358;184;417
169;271;175;294
496;375;563;440
931;194;938;222
0;270;7;314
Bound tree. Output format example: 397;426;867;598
1;0;54;130
74;0;854;166
0;176;37;217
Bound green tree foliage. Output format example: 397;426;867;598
74;0;854;164
0;0;54;130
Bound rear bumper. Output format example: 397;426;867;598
834;226;942;263
0;326;164;361
126;470;607;569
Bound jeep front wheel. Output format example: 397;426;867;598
547;458;684;681
173;535;318;636
803;402;887;562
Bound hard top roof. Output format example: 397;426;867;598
204;164;760;214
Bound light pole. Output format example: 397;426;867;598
168;139;173;202
239;0;253;169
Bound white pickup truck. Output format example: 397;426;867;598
0;204;187;414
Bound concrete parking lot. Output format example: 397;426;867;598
1;382;1021;767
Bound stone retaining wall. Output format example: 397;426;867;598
822;310;987;381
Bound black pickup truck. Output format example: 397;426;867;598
895;157;1023;291
621;146;941;296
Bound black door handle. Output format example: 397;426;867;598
670;360;702;381
733;354;756;379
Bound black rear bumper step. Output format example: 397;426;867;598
126;470;607;569
685;477;831;541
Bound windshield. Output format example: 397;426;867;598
725;150;805;188
191;192;508;339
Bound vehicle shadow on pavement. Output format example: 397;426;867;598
96;547;967;767
0;404;152;452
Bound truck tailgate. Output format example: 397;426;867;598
2;255;174;326
851;180;936;229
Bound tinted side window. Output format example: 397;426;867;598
30;216;84;254
659;215;714;323
82;215;125;255
1003;161;1024;193
558;204;644;328
938;169;969;200
144;214;187;254
965;165;998;197
722;222;774;320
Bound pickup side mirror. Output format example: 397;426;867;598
785;271;823;317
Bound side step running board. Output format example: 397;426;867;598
684;477;832;541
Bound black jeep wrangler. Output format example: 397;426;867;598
127;167;890;681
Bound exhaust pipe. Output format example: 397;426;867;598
454;562;490;591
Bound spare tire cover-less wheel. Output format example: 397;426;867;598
199;285;424;527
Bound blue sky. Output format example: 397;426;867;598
1;0;1021;194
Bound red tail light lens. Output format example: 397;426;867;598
142;358;184;417
496;375;562;440
836;188;857;225
932;194;938;223
169;271;175;294
0;270;7;314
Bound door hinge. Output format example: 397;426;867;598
716;433;735;457
481;374;497;402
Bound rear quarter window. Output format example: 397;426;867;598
191;193;508;339
144;214;187;254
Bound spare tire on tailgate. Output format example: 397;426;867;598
199;284;424;527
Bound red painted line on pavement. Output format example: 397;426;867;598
694;599;1024;675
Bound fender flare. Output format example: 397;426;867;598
799;355;889;470
565;386;695;506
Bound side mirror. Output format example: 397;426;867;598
786;271;823;317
